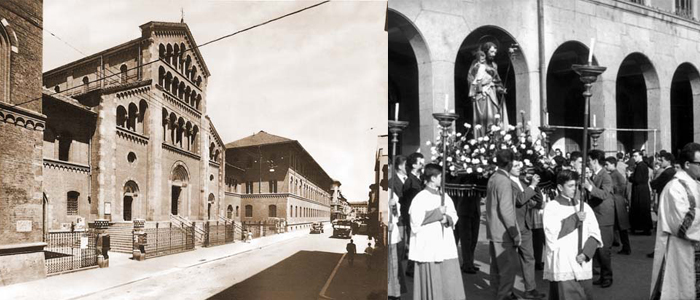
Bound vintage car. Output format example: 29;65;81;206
310;222;324;234
332;220;353;238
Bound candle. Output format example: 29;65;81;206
545;112;549;126
593;114;597;127
588;38;596;65
394;103;399;121
444;94;449;112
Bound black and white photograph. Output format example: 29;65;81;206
389;0;700;299
0;0;388;299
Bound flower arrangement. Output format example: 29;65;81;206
428;112;549;178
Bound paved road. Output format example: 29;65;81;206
78;225;376;300
399;216;656;300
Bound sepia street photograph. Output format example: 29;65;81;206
0;0;388;299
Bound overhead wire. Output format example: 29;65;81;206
8;0;331;109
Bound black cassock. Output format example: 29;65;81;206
628;161;652;232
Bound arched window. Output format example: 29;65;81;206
227;205;233;219
120;64;128;83
67;191;79;215
82;76;89;93
245;205;253;218
236;206;239;217
128;103;138;131
269;205;277;217
158;66;166;87
58;132;72;161
159;44;166;60
116;105;127;128
290;205;293;217
138;99;148;135
0;24;11;102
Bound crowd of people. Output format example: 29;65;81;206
387;143;700;300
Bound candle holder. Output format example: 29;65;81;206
538;125;557;156
572;63;606;252
432;112;459;207
588;127;605;149
388;119;408;245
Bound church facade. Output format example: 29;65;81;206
41;21;229;229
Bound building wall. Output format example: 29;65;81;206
389;0;700;155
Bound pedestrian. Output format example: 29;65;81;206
543;170;602;300
650;142;700;300
365;242;374;270
401;152;424;277
486;149;521;300
409;163;465;300
346;239;357;266
457;175;482;275
510;157;546;299
629;150;653;235
605;156;631;255
647;151;676;258
388;156;407;299
247;230;253;243
583;150;615;288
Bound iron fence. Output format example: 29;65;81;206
44;230;98;274
141;222;195;259
242;221;285;239
204;220;234;247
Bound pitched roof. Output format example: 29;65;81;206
225;131;293;148
42;88;95;114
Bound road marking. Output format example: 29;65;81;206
318;252;346;300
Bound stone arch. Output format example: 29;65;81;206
127;102;138;131
616;52;659;153
455;25;530;137
162;108;169;140
165;72;172;90
207;193;215;220
116;105;127;128
123;180;139;221
138;99;148;135
166;43;173;65
159;44;166;60
227;205;233;219
671;62;700;155
169;161;190;216
120;64;128;83
172;77;179;96
388;9;432;155
158;66;166;87
546;40;602;153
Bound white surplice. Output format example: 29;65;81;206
409;189;459;263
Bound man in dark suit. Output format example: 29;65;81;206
510;158;546;299
647;151;676;258
605;156;631;255
456;175;483;274
584;150;616;288
629;150;652;234
486;149;522;300
401;152;424;277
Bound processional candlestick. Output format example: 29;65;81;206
432;112;459;207
571;63;606;252
388;120;408;244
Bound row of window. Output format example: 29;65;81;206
158;67;202;110
241;204;327;218
116;100;149;135
162;107;200;153
209;141;221;163
290;176;326;203
158;43;202;85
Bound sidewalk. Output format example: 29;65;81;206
0;229;309;300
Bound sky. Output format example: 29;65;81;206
43;0;388;202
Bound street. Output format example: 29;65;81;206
74;224;384;300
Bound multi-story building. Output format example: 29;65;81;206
390;0;700;156
0;0;47;285
41;21;226;228
350;201;369;217
225;131;332;230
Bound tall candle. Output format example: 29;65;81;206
545;112;549;126
588;38;596;65
394;103;399;121
593;114;597;127
444;94;449;112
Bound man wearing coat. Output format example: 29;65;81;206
486;149;522;300
605;156;631;255
629;150;653;235
583;150;616;288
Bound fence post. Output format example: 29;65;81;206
156;222;159;257
170;222;173;254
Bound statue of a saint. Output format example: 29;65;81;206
468;42;509;137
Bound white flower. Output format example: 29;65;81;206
456;150;461;155
463;145;470;150
464;123;472;129
489;144;495;150
439;161;443;166
524;159;532;166
464;157;471;163
447;157;453;162
534;145;542;152
431;156;437;161
460;155;467;161
527;149;533;155
527;121;531;126
482;159;488;165
449;165;455;171
480;148;487;153
492;157;497;163
475;124;482;130
491;125;500;132
426;141;432;146
469;139;477;145
508;125;516;131
504;134;512;141
477;137;483;142
477;167;484;173
501;144;507;149
534;140;541;146
495;114;501;119
463;163;468;169
483;136;490;142
466;167;473;174
521;144;526;149
500;130;506;136
541;132;547;138
456;132;462;137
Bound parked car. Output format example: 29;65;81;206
310;222;324;234
332;220;353;238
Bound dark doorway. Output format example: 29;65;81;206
171;186;181;215
671;63;697;156
208;203;212;220
617;54;653;153
123;196;133;221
